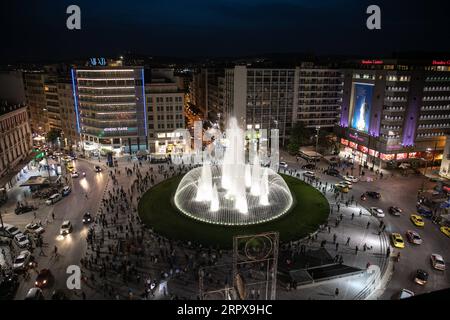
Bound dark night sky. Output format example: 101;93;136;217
1;0;450;63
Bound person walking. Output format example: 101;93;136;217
54;245;58;257
355;245;359;255
346;237;350;246
334;288;339;298
366;221;371;229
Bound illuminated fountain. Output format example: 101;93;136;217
174;118;293;226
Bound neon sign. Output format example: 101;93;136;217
88;57;107;66
104;127;128;132
361;59;384;65
432;60;450;66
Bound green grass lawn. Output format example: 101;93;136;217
138;174;329;249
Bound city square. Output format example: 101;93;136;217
0;0;450;307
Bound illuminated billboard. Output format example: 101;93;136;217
351;83;374;133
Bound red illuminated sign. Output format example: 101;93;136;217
341;138;349;146
432;60;450;66
361;59;384;65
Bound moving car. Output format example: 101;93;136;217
13;233;30;248
61;186;71;196
397;289;415;300
334;183;349;193
324;168;340;177
303;171;315;178
344;175;359;183
35;269;52;288
67;164;75;172
339;181;353;189
301;163;316;170
406;230;423;245
391;233;405;249
414;269;429;285
410;214;425;227
12;250;32;272
440;226;450;238
71;171;79;178
0;224;21;238
94;165;102;172
25;223;45;235
25;287;45;300
82;212;92;224
279;162;288;169
45;193;62;205
60;220;73;235
366;191;381;199
389;206;402;217
370;207;385;218
430;254;446;271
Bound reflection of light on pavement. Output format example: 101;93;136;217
80;228;88;238
56;235;65;241
56;234;72;244
79;178;90;192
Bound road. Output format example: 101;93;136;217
10;159;108;299
280;152;450;299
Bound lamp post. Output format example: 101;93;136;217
424;148;432;176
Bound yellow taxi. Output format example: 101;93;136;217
391;233;405;249
410;214;425;227
334;183;349;193
440;226;450;238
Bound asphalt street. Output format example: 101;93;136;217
6;159;108;299
279;152;450;299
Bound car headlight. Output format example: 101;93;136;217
43;280;47;284
35;281;38;285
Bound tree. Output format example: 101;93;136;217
46;128;62;145
288;122;312;154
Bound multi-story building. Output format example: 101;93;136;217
190;68;224;121
44;81;61;131
335;59;450;168
71;65;148;154
24;71;48;134
57;80;78;149
223;66;295;144
295;63;344;129
0;104;33;189
146;69;185;153
0;70;26;105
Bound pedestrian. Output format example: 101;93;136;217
351;212;354;220
335;242;339;251
54;245;58;257
346;237;350;246
52;212;55;220
333;234;337;244
33;211;37;219
359;209;362;217
355;245;359;255
335;288;339;298
366;221;370;229
82;291;86;300
386;247;391;258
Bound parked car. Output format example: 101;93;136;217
45;193;62;205
414;269;429;285
416;205;433;218
391;233;405;249
343;175;359;183
410;214;425;227
35;269;53;288
94;165;102;172
0;224;21;238
60;220;73;235
406;230;423;245
12;250;33;272
82;212;92;224
14;204;37;215
366;191;381;199
389;206;402;217
13;233;30;248
71;171;79;178
301;163;316;170
25;287;45;300
430;254;446;271
370;207;385;218
25;223;45;235
324;168;340;177
61;186;71;196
